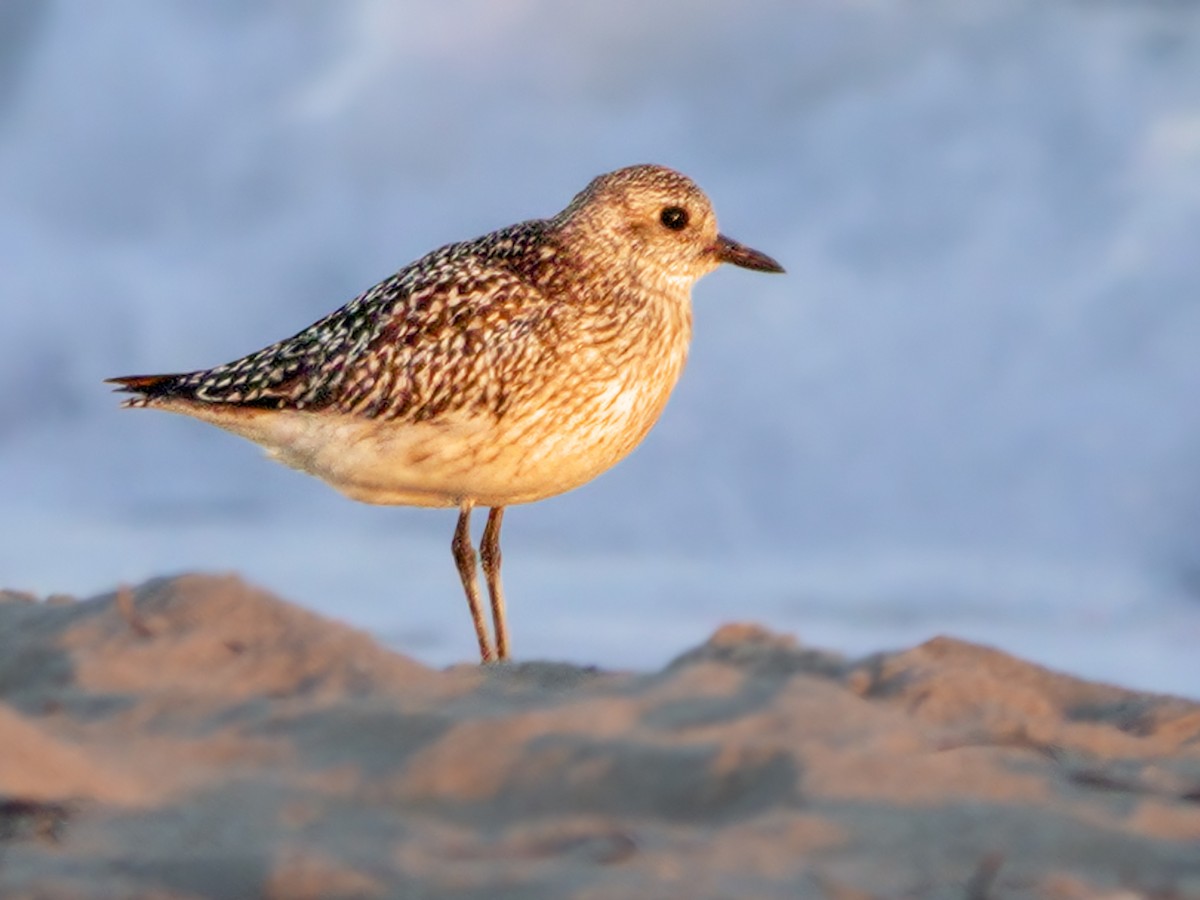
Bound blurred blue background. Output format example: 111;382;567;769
2;0;1199;694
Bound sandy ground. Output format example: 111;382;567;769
1;575;1198;899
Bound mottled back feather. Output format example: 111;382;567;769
110;220;567;422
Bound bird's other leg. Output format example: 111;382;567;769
480;506;509;661
452;501;495;663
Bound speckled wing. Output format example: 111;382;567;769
110;223;560;424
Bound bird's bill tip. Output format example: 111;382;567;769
712;234;784;273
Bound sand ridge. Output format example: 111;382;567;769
1;575;1198;898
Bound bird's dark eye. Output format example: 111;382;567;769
660;206;689;231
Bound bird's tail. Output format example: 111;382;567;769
105;373;192;408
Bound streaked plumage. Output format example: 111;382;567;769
109;164;783;662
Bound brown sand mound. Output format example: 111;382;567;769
1;574;1198;898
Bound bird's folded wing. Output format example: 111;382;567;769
109;244;559;424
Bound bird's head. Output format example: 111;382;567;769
553;164;784;292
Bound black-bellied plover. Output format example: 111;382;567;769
108;164;783;663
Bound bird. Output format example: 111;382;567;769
107;164;784;664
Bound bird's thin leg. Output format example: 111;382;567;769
452;501;495;663
480;506;509;661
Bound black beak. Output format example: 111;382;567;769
712;234;785;273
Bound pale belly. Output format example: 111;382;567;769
159;354;686;509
